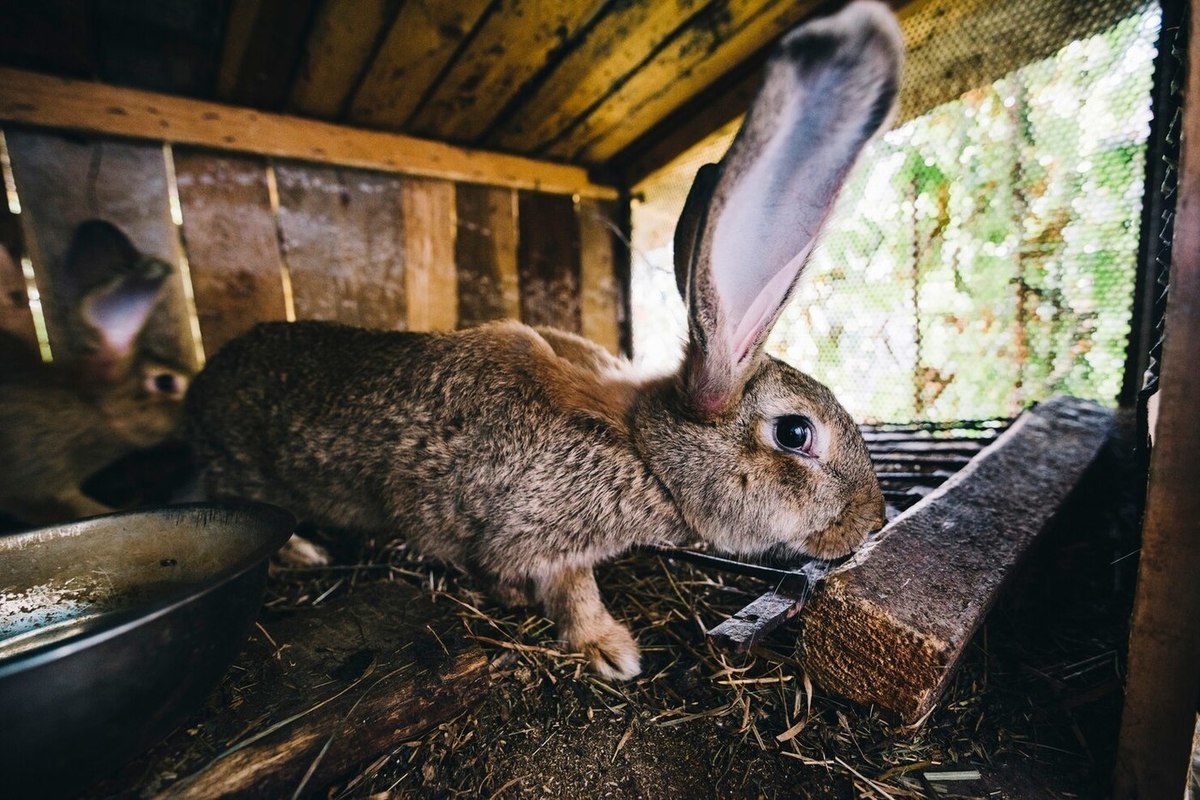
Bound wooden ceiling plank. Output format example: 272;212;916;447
0;67;618;198
216;0;264;99
407;0;611;144
547;0;825;164
287;0;402;119
348;0;493;130
486;0;712;154
219;0;320;109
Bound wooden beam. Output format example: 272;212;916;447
1113;2;1200;793
0;67;618;199
799;396;1113;722
91;580;491;798
608;0;1149;184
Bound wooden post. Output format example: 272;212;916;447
1113;3;1200;795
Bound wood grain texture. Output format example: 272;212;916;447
0;67;617;199
275;162;407;330
801;397;1113;722
488;0;713;153
0;195;37;350
408;0;609;143
577;197;620;354
4;129;197;368
403;177;458;332
172;149;288;355
348;0;492;130
455;183;519;328
544;0;824;163
215;0;320;109
91;580;490;799
1113;4;1200;794
287;0;401;119
517;191;581;332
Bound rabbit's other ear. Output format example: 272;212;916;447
678;0;901;417
67;221;170;382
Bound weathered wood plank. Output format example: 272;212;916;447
407;0;609;143
90;580;491;799
1113;5;1200;794
517;191;581;333
488;0;723;153
215;0;320;110
287;0;400;119
4;130;197;368
0;67;618;199
544;0;824;163
799;396;1113;722
347;0;492;130
455;183;519;328
403;177;458;332
172;149;288;355
577;197;620;354
275;162;407;330
0;192;37;351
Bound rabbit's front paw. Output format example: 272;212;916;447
276;534;332;568
567;617;641;681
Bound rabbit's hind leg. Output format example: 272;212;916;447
536;565;640;681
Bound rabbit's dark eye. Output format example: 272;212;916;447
773;415;815;455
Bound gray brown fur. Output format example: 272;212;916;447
0;221;191;524
185;1;901;679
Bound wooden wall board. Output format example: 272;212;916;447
172;149;288;355
402;177;458;332
347;0;492;131
287;0;401;119
0;67;619;199
0;195;37;351
1113;3;1200;794
455;183;520;328
517;191;581;333
577;197;620;354
406;0;610;144
274;162;407;330
3;129;197;368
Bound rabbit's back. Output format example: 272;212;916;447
187;320;685;571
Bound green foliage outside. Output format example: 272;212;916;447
766;8;1160;422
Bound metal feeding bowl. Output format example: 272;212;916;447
0;502;294;797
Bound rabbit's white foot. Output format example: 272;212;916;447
566;617;641;681
276;533;332;567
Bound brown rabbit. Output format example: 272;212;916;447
0;220;191;525
187;1;901;679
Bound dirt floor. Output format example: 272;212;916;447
7;422;1139;800
242;426;1141;800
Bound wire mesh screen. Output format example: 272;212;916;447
631;1;1162;424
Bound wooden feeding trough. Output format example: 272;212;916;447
0;0;1198;796
708;396;1114;722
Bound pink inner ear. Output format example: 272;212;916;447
729;245;813;364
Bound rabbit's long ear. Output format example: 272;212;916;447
68;221;169;381
676;1;901;416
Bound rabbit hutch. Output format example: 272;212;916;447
0;0;1197;797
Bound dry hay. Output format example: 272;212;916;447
263;479;1134;800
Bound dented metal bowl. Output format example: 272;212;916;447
0;502;294;796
